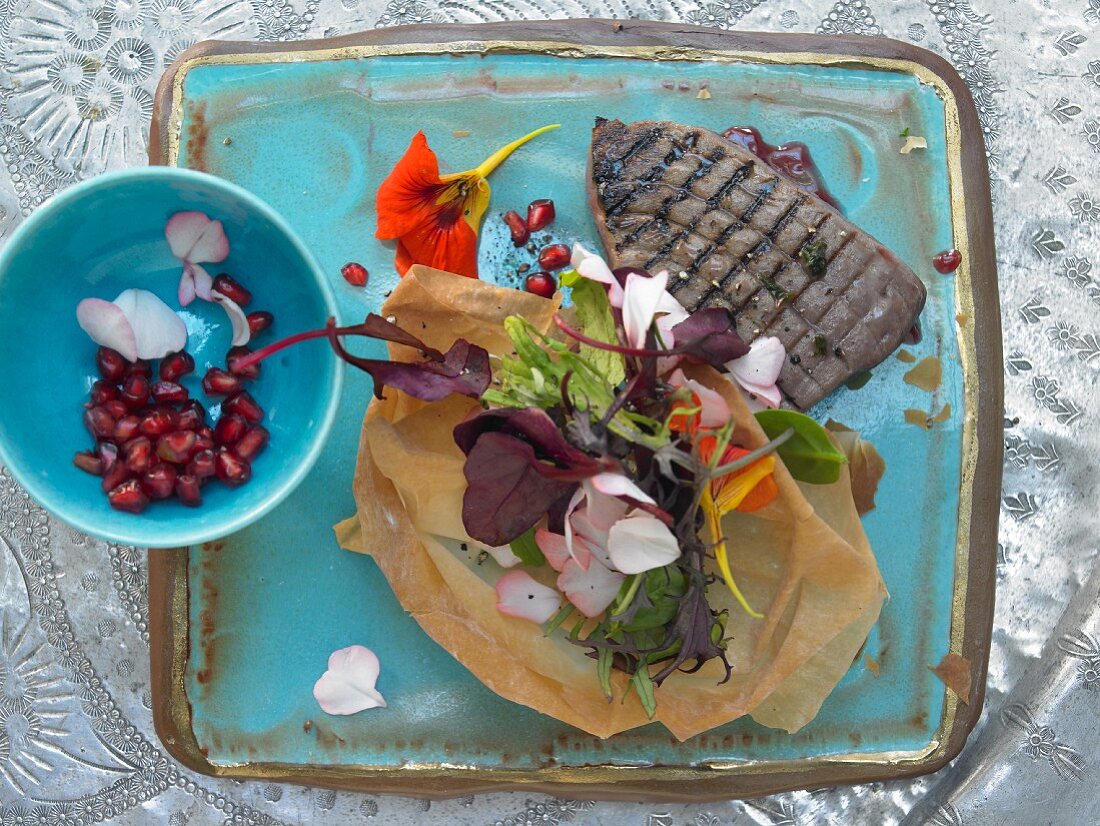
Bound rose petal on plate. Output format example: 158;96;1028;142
588;471;655;506
737;378;783;409
726;336;785;386
76;298;138;362
562;485;589;566
606;511;682;575
622;270;670;349
112;288;188;360
177;267;197;307
165;211;229;263
211;291;251;347
577;479;629;535
495;570;561;623
312;644;386;715
557;557;624;617
572;243;623;307
190;218;229;263
535;529;572;573
189;262;214;302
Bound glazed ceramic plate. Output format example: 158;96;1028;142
147;21;1001;801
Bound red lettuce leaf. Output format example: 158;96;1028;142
461;431;576;546
454;407;598;470
669;307;749;366
327;323;490;401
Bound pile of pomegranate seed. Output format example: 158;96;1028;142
75;275;275;514
500;199;566;298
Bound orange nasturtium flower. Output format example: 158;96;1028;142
664;384;780;617
698;434;778;618
375;124;559;279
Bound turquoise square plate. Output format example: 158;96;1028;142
147;21;1002;801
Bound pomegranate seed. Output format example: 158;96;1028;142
152;381;189;404
121;374;150;409
538;244;570;271
177;401;206;431
186;449;217;480
193;427;215;453
101;462;131;493
73;451;104;476
175;474;203;507
933;248;962;274
214;448;251;487
97;441;119;472
526;199;555;231
102;399;129;420
159;350;195;382
96;347;128;382
234;426;269;462
247;311;274;336
503;210;529;247
524;271;557;299
341;262;369;287
214;413;248;446
156;430;197;464
113;415;141;442
123;436;156;474
108;479;149;514
227;346;261;379
223;392;264;423
140;408;178;437
202;368;242;396
212;274;252;306
141;464;178;500
90;380;120;405
127;359;152;378
83;406;116;439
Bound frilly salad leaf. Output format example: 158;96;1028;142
754;409;847;484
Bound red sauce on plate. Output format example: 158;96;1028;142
723;126;839;209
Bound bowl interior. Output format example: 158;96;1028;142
0;170;340;547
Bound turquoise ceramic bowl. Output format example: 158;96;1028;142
0;167;343;548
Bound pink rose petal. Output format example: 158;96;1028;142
606;511;681;575
579;482;628;532
726;336;785;409
572;243;623;307
622;271;670;349
211;291;251;347
177;267;197;307
726;336;785;385
557;557;624;618
112;288;187;359
312;644;386;715
562;486;591;567
495;570;561;623
588;471;655;506
189;263;214;302
166;211;229;264
535;529;571;573
76;298;139;362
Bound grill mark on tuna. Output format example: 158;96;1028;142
640;152;731;268
626;150;725;247
604;141;697;219
690;189;802;306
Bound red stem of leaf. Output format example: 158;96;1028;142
231;324;335;370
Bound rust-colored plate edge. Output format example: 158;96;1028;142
146;18;1001;802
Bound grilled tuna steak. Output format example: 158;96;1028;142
589;118;927;410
